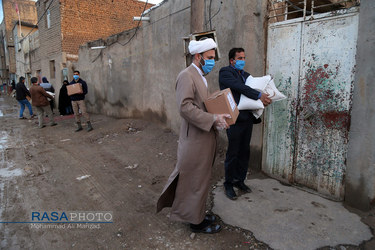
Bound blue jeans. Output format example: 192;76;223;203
18;99;33;118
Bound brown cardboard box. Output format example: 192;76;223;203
67;83;83;96
204;88;239;125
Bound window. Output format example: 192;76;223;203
268;0;360;23
47;9;51;29
36;70;41;83
49;60;55;79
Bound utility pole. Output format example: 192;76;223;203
190;0;205;34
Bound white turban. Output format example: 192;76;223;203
188;38;217;55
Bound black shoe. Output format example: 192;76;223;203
191;223;221;234
204;214;217;222
190;219;221;234
224;185;237;200
233;182;252;193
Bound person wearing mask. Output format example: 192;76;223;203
29;77;57;128
15;76;34;119
69;70;93;132
40;77;55;113
58;80;73;115
219;48;272;200
157;38;230;234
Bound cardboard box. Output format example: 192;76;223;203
204;88;239;125
67;83;83;96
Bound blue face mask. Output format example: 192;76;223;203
200;58;215;74
73;75;79;80
234;60;245;70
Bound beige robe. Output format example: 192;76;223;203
157;65;217;224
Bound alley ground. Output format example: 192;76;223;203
0;94;374;250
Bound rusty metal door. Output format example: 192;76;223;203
263;10;359;200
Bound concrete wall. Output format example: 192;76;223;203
346;0;375;210
76;0;267;168
35;0;155;109
29;30;41;81
13;24;36;82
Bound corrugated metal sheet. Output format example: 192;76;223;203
264;10;359;200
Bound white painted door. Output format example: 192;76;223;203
263;10;359;200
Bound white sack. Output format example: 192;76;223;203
237;75;287;118
46;91;55;101
237;75;269;111
264;78;287;101
252;109;264;119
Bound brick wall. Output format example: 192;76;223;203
60;0;153;55
2;0;37;73
36;0;62;60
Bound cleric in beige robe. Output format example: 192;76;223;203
157;38;230;233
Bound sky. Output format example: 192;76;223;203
0;0;164;23
0;1;3;23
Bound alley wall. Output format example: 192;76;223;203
76;0;268;169
346;0;375;210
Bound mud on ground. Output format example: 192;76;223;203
0;95;269;249
1;95;374;250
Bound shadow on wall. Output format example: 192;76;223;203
86;88;168;125
345;174;371;211
132;108;167;124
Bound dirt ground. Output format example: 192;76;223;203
1;94;374;250
0;95;271;249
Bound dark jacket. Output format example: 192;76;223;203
29;85;53;107
15;82;31;101
219;66;261;122
40;82;55;93
68;78;88;101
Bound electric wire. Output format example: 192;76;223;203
92;0;150;63
205;1;222;29
115;0;149;47
19;0;55;43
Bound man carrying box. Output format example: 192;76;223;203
68;70;93;132
157;38;230;234
219;48;272;200
29;77;57;129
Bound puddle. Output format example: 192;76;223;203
0;131;23;177
0;131;8;150
0;110;3;117
0;167;23;178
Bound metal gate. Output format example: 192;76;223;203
263;6;359;200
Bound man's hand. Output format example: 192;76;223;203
260;93;272;106
214;114;231;130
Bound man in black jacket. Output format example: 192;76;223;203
219;48;272;200
15;76;35;119
69;70;93;132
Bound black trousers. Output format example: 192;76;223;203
224;119;254;187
